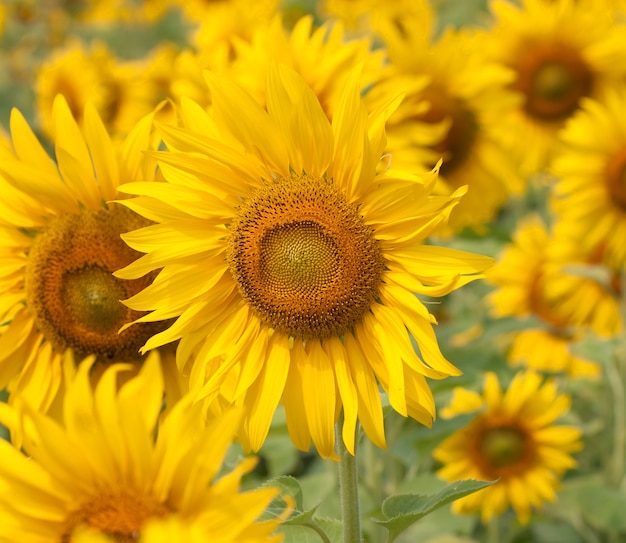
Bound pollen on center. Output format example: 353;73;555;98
227;174;385;339
25;204;168;363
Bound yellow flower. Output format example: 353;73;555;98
0;96;186;423
375;16;523;235
36;40;155;137
223;14;386;121
434;371;582;524
0;354;286;542
486;216;613;375
191;0;278;60
552;87;626;269
115;64;493;459
485;0;626;173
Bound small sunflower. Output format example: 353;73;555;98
485;0;626;173
115;64;493;459
374;16;523;234
0;96;186;420
0;354;286;542
486;216;610;376
552;87;626;269
434;371;582;524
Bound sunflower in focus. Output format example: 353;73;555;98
0;96;186;422
487;216;605;377
374;15;523;234
0;354;286;542
115;64;493;459
552;87;626;270
485;0;626;174
434;371;582;523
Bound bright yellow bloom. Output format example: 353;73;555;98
0;96;186;423
376;16;523;234
552;87;626;269
115;64;493;459
0;355;286;542
224;15;386;121
434;371;582;524
487;216;614;376
485;0;626;174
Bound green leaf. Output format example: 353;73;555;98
260;474;336;543
373;479;497;542
263;475;304;510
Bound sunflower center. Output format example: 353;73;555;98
25;204;168;363
227;174;384;339
417;86;478;177
62;491;170;542
512;42;593;122
605;150;626;211
478;425;531;477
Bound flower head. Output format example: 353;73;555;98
0;96;185;419
552;87;626;269
485;0;626;173
434;371;582;523
0;355;286;542
116;64;493;459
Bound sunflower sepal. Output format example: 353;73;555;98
372;479;498;542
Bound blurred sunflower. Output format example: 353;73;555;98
115;64;493;459
192;0;279;61
0;96;186;423
36;40;155;138
485;0;626;174
375;16;523;234
487;216;606;376
434;371;582;524
0;354;286;542
224;14;386;121
552;87;626;269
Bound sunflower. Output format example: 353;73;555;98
0;354;286;542
223;14;387;121
191;0;278;62
486;215;611;376
0;96;186;423
115;63;493;459
36;40;155;138
552;87;626;270
485;0;626;174
434;371;582;524
374;15;523;235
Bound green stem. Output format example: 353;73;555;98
303;521;333;543
486;515;500;543
335;412;362;543
607;351;626;489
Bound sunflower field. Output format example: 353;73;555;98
0;0;625;542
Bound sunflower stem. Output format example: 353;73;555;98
335;412;362;543
608;349;626;490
